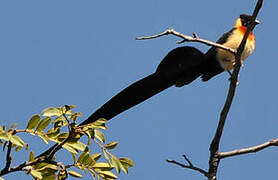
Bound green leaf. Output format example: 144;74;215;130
94;130;105;143
61;105;75;114
119;158;134;167
68;170;83;178
0;131;9;141
104;142;118;150
10;135;24;147
98;171;117;179
30;169;43;179
52;115;66;125
69;112;82;121
77;151;88;164
88;168;96;178
91;153;102;162
119;158;134;173
85;131;92;145
35;117;51;132
56;132;69;142
92;162;114;171
103;150;111;164
29;151;35;161
42;107;63;117
62;144;78;154
71;152;76;163
111;155;121;174
66;141;86;151
46;128;60;138
38;134;49;144
26;115;40;130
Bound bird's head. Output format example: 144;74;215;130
234;14;260;30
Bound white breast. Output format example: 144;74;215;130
216;30;255;71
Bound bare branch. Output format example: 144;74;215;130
218;138;278;159
136;28;236;55
0;142;13;175
166;156;208;177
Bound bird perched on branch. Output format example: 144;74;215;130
80;14;259;125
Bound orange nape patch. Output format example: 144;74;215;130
238;26;255;41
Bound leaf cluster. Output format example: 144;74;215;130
0;105;133;180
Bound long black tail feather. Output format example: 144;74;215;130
80;46;205;125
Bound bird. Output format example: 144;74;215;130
38;14;259;158
79;14;260;125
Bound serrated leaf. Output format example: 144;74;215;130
35;117;51;132
31;169;43;179
104;142;118;150
94;130;105;143
10;135;24;147
68;170;82;178
91;153;102;162
29;151;35;161
98;171;117;179
26;115;40;130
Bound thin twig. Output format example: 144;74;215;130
166;156;208;177
0;158;43;176
136;29;236;55
208;1;263;179
218;138;278;159
0;142;13;174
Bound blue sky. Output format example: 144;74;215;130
0;0;277;179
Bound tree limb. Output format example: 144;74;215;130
218;138;278;159
136;29;236;55
208;1;263;179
